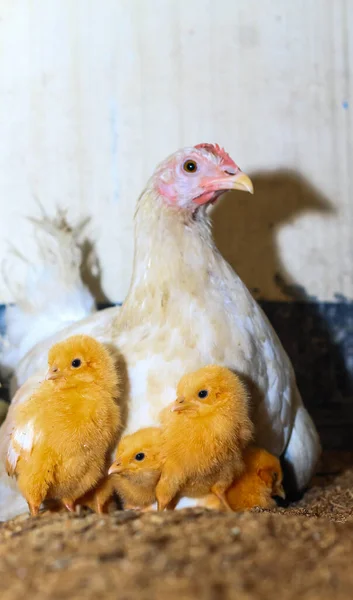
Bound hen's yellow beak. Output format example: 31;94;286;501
229;172;254;194
214;171;253;194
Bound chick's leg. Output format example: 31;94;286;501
94;480;116;514
27;501;40;517
73;477;116;514
96;502;108;515
199;494;224;511
62;499;76;513
18;470;50;518
210;481;234;512
140;504;155;513
156;489;176;511
166;495;180;511
156;469;183;511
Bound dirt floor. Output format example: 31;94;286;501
0;452;352;600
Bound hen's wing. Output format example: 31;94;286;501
230;288;321;492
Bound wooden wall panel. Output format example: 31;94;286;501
0;0;351;304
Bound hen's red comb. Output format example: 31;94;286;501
195;143;236;167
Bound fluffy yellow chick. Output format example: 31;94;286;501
226;446;285;510
107;427;163;510
156;365;253;511
76;427;163;513
6;335;121;516
202;446;285;511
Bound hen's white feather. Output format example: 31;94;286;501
0;481;27;520
283;390;321;491
0;212;96;376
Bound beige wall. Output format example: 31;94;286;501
0;0;351;304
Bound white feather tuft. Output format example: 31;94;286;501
0;210;96;376
6;440;19;472
7;419;38;474
13;420;36;453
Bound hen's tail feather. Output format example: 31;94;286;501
0;210;96;377
283;389;321;495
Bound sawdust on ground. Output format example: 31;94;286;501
0;452;352;600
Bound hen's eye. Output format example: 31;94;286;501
183;159;197;173
135;452;145;461
71;358;82;368
198;390;208;399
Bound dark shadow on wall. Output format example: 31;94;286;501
80;238;111;305
212;170;353;450
213;169;333;302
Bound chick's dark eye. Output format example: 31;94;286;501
135;453;145;461
71;358;81;368
183;159;197;173
198;389;208;399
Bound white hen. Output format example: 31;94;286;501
0;144;320;520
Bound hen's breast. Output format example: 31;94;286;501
117;273;291;450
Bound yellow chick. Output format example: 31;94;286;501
106;427;163;510
75;427;164;513
156;365;253;511
6;335;121;516
201;446;285;511
226;446;285;510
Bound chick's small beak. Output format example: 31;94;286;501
108;461;123;475
170;396;186;413
274;482;286;499
45;366;59;381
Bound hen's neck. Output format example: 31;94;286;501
120;189;220;320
